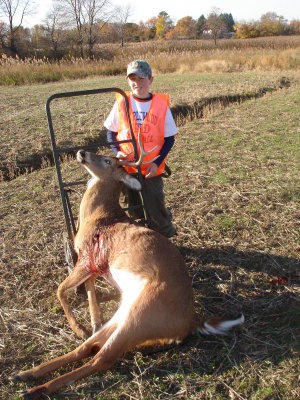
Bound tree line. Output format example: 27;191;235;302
0;0;299;60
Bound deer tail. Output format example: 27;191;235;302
197;314;245;336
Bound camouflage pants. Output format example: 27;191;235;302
120;175;176;238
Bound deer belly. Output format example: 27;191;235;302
109;266;147;324
110;267;147;296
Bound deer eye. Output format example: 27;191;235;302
104;159;111;165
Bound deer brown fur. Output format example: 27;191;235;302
12;150;244;399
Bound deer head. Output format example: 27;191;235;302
76;151;142;192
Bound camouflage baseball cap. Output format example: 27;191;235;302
126;60;152;78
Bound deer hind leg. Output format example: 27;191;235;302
85;275;102;334
17;287;190;398
17;321;144;399
12;319;118;385
57;264;92;340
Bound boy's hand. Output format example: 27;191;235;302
116;151;128;159
145;163;158;178
116;151;134;161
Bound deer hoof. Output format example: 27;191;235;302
21;391;33;400
12;373;33;383
12;374;23;383
21;386;47;400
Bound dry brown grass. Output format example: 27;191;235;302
0;71;299;398
1;36;300;85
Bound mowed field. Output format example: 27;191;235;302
0;67;300;399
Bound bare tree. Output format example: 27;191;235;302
55;0;85;57
205;7;227;45
44;4;65;59
57;0;111;59
0;20;8;53
82;0;111;59
114;3;132;47
0;0;35;56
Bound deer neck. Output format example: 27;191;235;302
80;179;124;224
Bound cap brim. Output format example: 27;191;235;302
127;70;147;78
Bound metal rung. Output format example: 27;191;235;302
57;139;133;154
63;180;87;188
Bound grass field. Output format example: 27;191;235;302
0;64;300;399
0;70;295;181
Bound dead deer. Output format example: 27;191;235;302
13;132;244;399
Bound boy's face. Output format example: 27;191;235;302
127;74;153;99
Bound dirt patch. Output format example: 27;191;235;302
172;80;289;126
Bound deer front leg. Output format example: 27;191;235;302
57;264;92;339
85;275;102;334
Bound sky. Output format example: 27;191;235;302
22;0;300;27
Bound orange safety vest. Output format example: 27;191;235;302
116;92;169;176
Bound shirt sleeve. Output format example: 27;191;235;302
164;107;177;138
104;102;119;132
154;136;175;167
106;130;120;155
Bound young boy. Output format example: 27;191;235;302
104;60;177;237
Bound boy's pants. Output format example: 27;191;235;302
120;175;176;238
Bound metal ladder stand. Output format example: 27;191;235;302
46;87;154;271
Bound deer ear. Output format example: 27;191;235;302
120;173;142;191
